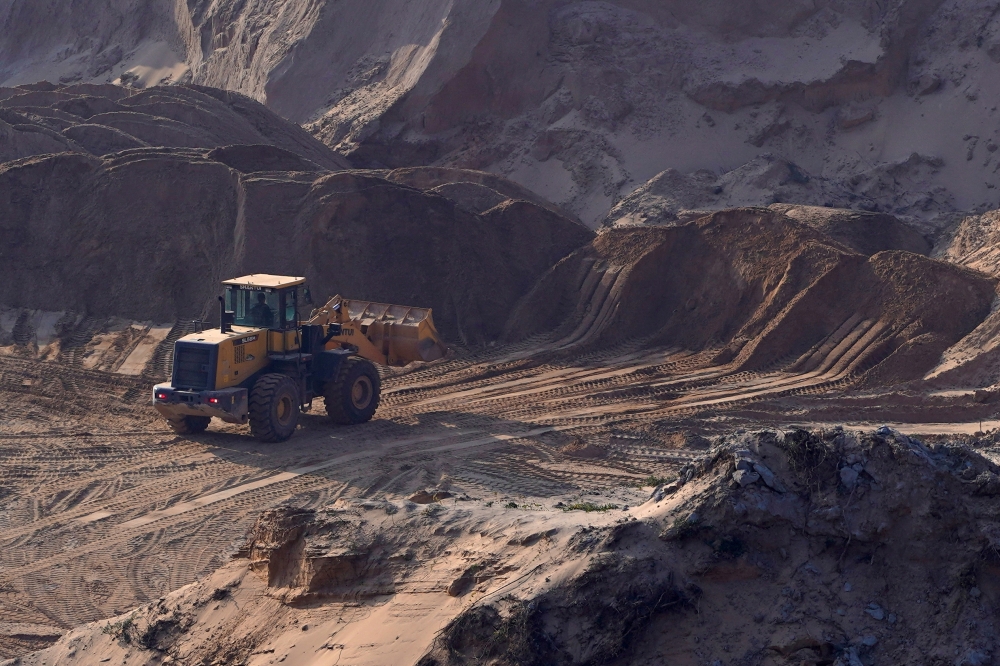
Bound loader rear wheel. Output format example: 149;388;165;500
325;357;381;425
249;373;300;442
166;415;210;435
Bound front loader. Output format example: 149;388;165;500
152;274;447;442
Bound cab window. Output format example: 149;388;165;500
226;287;279;328
282;288;298;328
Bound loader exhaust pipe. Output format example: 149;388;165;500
219;296;234;334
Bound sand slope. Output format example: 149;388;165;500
7;2;1000;224
504;208;996;387
0;147;590;341
0;83;349;168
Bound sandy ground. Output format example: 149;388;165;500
1;329;999;662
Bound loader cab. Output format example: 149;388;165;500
222;274;306;331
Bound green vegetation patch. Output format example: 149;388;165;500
637;475;674;487
562;502;619;512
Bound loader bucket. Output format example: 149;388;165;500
342;299;448;365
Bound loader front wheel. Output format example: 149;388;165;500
166;415;210;435
249;373;300;442
325;357;381;425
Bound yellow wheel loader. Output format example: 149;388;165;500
152;275;447;442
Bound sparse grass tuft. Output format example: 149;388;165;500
663;515;700;540
636;475;674;488
102;613;141;646
562;502;618;513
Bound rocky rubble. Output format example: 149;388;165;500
424;427;1000;665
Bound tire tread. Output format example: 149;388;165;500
324;357;380;425
249;373;299;442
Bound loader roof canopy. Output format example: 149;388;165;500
222;274;306;289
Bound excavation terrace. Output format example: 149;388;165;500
1;56;1000;666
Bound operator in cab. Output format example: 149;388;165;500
250;292;274;327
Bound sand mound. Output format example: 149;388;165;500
206;144;322;173
0;83;349;168
936;209;1000;278
384;166;579;222
429;182;509;215
5;2;1000;223
769;204;931;257
62;123;148;154
603;154;953;231
0;150;590;342
504;208;994;385
920;210;1000;387
601;161;934;256
422;428;1000;665
22;427;996;665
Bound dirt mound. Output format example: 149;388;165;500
0;83;349;168
0;151;591;342
206;144;323;173
769;203;931;257
4;1;1000;224
384;166;580;222
421;428;1000;665
920;210;1000;387
424;555;691;666
602;155;954;231
504;208;994;385
936;209;1000;278
237;506;391;603
602;156;856;227
429;182;509;215
61;123;147;154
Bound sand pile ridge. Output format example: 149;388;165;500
0;83;349;168
6;2;1000;224
0;146;591;348
504;208;996;387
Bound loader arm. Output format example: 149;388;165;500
307;295;448;367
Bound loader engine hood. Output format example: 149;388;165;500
171;328;265;391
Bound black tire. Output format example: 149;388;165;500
324;357;381;425
249;373;300;442
166;415;210;435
